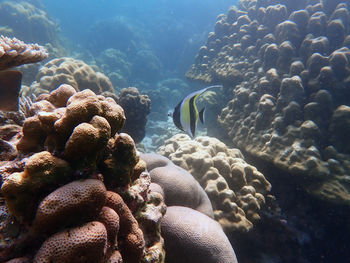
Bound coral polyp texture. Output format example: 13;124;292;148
0;35;48;70
0;85;165;262
187;0;350;204
29;57;114;96
158;134;272;233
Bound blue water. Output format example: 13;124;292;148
42;0;237;76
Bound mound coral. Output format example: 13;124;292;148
118;87;151;143
158;134;272;233
29;57;114;95
187;0;350;204
0;85;165;262
141;153;238;263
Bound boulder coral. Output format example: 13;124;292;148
161;206;238;263
118;87;151;143
30;57;114;95
187;0;350;205
141;153;238;263
140;153;214;218
158;134;272;233
0;85;165;262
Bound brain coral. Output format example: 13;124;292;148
0;85;165;262
187;0;350;205
158;134;272;232
30;57;114;95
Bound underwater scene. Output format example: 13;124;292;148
0;0;350;262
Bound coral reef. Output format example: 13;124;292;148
187;0;350;204
131;50;163;83
0;36;48;70
0;1;62;49
158;134;273;233
140;153;214;218
141;153;238;263
96;48;131;91
0;85;164;262
161;206;238;263
118;87;151;143
29;57;114;96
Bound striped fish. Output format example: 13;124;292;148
170;85;222;138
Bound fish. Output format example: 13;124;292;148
169;85;223;138
0;70;22;112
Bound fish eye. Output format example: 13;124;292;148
168;111;173;117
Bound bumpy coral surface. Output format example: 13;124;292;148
118;87;151;143
0;36;48;70
30;57;114;95
187;0;350;204
158;134;272;232
0;85;165;262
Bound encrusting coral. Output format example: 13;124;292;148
187;0;350;205
158;134;273;233
0;85;165;263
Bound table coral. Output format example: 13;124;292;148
0;36;48;70
187;0;350;205
158;134;272;233
30;57;114;95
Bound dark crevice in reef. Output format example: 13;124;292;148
230;150;350;263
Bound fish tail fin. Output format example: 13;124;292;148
199;108;205;124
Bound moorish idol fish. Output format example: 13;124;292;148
0;70;22;111
168;85;223;138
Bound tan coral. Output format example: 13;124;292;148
33;221;108;263
158;134;272;232
31;57;114;95
187;0;350;205
17;85;125;156
1;151;71;219
32;179;107;235
105;191;145;263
